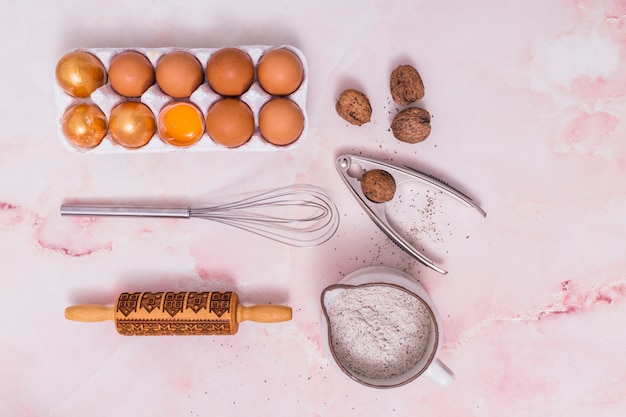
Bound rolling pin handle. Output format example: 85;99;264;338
236;304;292;324
65;305;115;322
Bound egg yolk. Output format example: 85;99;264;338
158;103;204;147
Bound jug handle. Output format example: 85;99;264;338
425;358;455;388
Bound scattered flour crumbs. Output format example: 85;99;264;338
327;285;433;379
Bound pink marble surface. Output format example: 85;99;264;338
1;0;625;415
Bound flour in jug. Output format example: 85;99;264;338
327;285;434;379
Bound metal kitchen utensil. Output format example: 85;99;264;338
336;154;486;274
65;291;292;336
60;184;339;247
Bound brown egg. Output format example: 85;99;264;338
205;99;254;148
55;51;106;98
109;102;156;149
61;104;107;149
157;102;205;147
155;51;204;98
257;48;303;96
206;48;254;96
258;98;304;146
108;51;155;97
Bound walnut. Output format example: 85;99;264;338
390;65;424;106
391;107;431;143
335;89;372;126
360;169;396;203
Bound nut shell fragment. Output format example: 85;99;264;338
391;107;431;144
390;65;424;106
360;169;396;203
335;89;372;126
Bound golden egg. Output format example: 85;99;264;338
108;51;155;97
55;51;107;98
205;48;254;96
61;104;108;149
109;102;156;149
258;98;304;146
157;102;205;147
257;48;303;96
205;98;254;148
156;52;204;98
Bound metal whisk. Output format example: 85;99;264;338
60;184;339;247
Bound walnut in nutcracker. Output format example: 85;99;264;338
360;169;396;203
391;107;431;144
390;65;424;106
335;89;372;126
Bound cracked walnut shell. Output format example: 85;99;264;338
360;169;396;203
391;107;431;143
390;65;424;106
335;89;372;126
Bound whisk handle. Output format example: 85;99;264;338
60;205;190;218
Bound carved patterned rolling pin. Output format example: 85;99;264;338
65;291;292;336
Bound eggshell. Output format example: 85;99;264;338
257;48;303;96
258;98;304;146
109;101;156;149
206;48;254;96
205;98;254;148
55;51;106;98
61;103;107;149
157;101;205;147
108;51;155;97
156;51;204;98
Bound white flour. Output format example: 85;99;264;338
326;285;434;379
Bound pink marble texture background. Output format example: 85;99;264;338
1;0;625;416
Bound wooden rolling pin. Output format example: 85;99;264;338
65;291;292;336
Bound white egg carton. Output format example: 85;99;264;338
54;45;308;153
